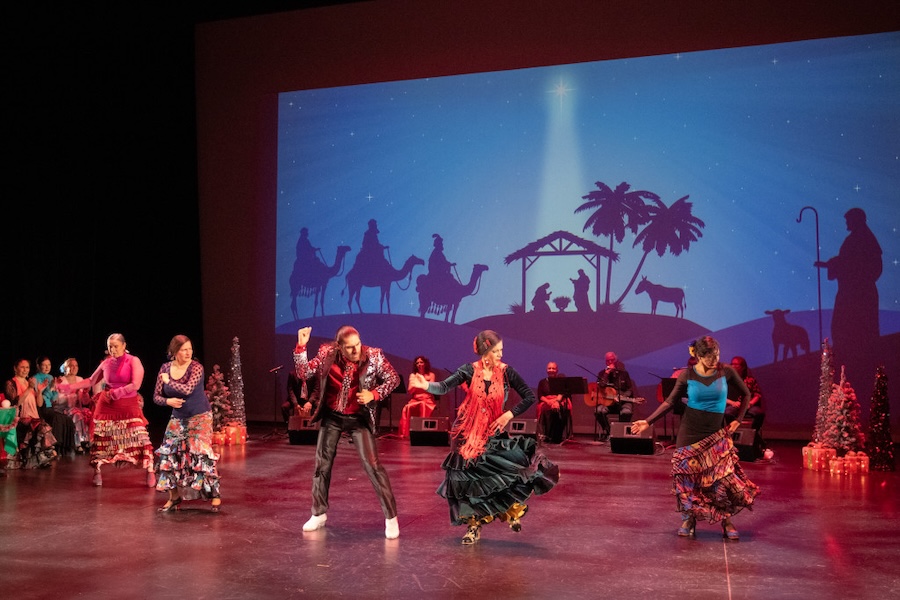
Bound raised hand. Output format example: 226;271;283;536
409;372;428;390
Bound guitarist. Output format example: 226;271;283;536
594;351;635;442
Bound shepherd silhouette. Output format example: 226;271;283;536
814;207;882;357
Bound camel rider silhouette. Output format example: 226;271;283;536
355;219;391;273
427;234;457;291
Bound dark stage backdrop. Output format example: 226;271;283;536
196;1;900;438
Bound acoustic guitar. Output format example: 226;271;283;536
585;382;646;407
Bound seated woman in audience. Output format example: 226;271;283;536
35;356;76;454
399;356;437;439
4;358;58;468
56;357;94;453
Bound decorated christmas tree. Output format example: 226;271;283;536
867;365;895;471
206;364;232;431
227;336;247;427
820;366;865;456
813;339;834;443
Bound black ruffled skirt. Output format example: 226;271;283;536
437;432;559;525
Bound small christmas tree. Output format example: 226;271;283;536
867;365;895;471
820;366;865;456
227;336;247;427
813;339;834;443
206;364;232;431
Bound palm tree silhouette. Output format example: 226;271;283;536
613;195;705;305
575;181;659;305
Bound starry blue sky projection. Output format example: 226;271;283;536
275;31;899;333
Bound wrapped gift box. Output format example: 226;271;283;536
212;431;227;446
223;424;247;445
802;444;836;471
828;456;844;475
840;451;869;475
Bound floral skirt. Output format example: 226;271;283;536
438;432;559;525
155;412;221;501
671;428;760;523
91;392;153;469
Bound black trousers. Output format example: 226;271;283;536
310;411;397;519
594;401;634;433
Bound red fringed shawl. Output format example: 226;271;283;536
452;361;506;460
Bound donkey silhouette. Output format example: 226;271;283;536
765;309;810;362
635;277;686;318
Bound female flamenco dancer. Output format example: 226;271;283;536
59;333;155;487
631;336;760;540
410;330;559;545
153;334;221;513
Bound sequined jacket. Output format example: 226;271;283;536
293;343;400;433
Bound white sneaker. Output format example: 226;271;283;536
385;516;399;539
303;513;327;531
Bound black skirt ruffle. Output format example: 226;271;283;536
437;432;559;525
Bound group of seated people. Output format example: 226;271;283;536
1;357;96;474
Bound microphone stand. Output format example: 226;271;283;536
575;363;606;444
261;365;286;440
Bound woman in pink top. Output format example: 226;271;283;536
60;333;155;487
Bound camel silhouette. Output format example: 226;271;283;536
416;264;489;324
344;254;424;314
289;245;352;319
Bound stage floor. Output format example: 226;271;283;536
3;428;898;600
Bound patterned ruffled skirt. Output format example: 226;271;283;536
671;428;760;523
438;432;559;525
155;411;221;500
91;392;153;469
9;419;58;469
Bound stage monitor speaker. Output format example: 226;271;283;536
410;417;450;446
509;419;537;438
288;416;319;445
609;421;656;455
731;427;759;462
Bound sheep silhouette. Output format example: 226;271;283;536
765;309;810;362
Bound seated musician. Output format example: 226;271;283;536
536;362;573;444
283;371;314;423
595;351;635;442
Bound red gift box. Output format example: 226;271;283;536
223;424;247;445
802;443;836;471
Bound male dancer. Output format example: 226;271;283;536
294;325;400;539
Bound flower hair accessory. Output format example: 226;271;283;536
473;335;493;355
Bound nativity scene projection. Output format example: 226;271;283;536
274;32;899;432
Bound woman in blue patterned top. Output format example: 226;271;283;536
153;335;221;513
